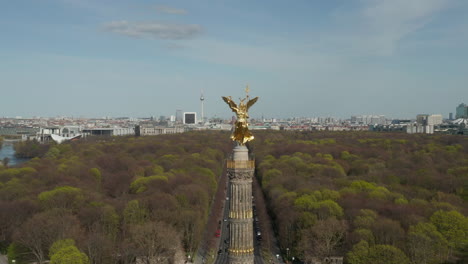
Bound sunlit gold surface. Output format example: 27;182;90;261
228;248;254;255
222;86;258;145
229;210;253;219
226;160;255;169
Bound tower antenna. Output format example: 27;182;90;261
200;89;205;124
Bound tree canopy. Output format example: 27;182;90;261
251;130;468;263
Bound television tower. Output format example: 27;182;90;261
200;90;205;124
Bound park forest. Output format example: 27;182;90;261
0;131;467;264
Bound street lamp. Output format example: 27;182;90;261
286;248;289;260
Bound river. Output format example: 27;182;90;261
0;141;29;166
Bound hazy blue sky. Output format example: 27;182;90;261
1;0;467;119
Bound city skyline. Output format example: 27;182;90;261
1;0;468;119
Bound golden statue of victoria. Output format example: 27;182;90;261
222;86;259;145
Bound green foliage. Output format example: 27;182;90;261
295;138;336;145
353;229;375;245
0;131;227;264
347;240;370;264
349;180;377;192
0;167;37;182
38;186;84;210
45;147;60;159
298;212;317;228
367;245;410;264
318;189;340;201
369;186;390;200
14;139;49;158
192;166;218;195
341;150;358;161
152;164;164;175
445;144;462;153
408;222;448;264
354;209;378;229
1;177;28;200
50;245;89;264
130;175;168;194
316;200;344;219
294;194;318;210
49;239;76;258
262;168;282;187
447;166;468;200
410;198;429;207
394;197;408;205
251;131;468;263
123;200;149;225
322;153;333;161
89;168;102;184
430;210;468;250
7;243;30;264
56;144;72;155
294;194;343;220
101;205;120;240
347;242;410;264
2;129;468;264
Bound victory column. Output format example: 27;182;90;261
222;86;258;264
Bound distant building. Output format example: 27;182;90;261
449;113;453;120
351;115;386;125
37;126;82;142
136;125;184;136
456;103;468;119
183;112;197;124
176;110;183;123
0;127;39;138
82;127;135;137
391;119;411;125
407;114;442;134
407;124;434;134
417;114;443;126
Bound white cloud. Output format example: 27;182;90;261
155;5;187;15
102;21;202;40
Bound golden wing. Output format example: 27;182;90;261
246;97;258;110
222;96;238;112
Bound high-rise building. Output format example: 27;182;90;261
408;114;442;134
176;110;183;123
456;103;468;119
449;113;453;120
416;114;443;126
183;112;196;124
